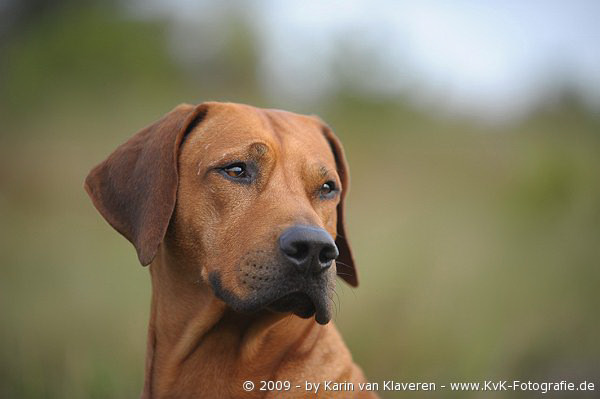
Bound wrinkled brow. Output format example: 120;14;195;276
311;164;340;187
204;142;270;168
318;165;329;178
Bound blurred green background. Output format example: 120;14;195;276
1;1;599;398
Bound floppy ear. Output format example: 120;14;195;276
84;103;209;266
321;125;358;287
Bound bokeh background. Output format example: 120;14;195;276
1;0;599;398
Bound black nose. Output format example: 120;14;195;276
279;225;339;274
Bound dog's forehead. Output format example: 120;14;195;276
185;102;335;163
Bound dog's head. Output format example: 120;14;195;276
85;102;357;325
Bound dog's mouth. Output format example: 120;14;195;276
267;291;331;325
209;272;333;325
269;292;314;317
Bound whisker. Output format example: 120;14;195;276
333;289;341;316
328;291;339;320
335;261;353;269
335;275;358;299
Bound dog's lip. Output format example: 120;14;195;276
311;293;332;325
267;290;332;325
268;292;315;316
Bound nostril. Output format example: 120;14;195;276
318;244;339;265
288;242;309;261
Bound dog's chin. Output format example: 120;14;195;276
267;292;332;325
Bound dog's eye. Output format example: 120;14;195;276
223;163;247;178
319;181;337;197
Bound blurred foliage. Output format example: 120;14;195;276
0;2;599;398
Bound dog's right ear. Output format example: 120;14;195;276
84;103;209;266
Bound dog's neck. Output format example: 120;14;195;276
141;249;322;398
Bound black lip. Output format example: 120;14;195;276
268;292;316;318
267;290;332;325
209;271;333;325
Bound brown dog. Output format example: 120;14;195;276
85;102;376;398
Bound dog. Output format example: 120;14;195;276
85;102;376;398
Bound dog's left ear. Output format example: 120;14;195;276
85;103;209;266
321;124;358;287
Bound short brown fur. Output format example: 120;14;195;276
85;102;374;398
